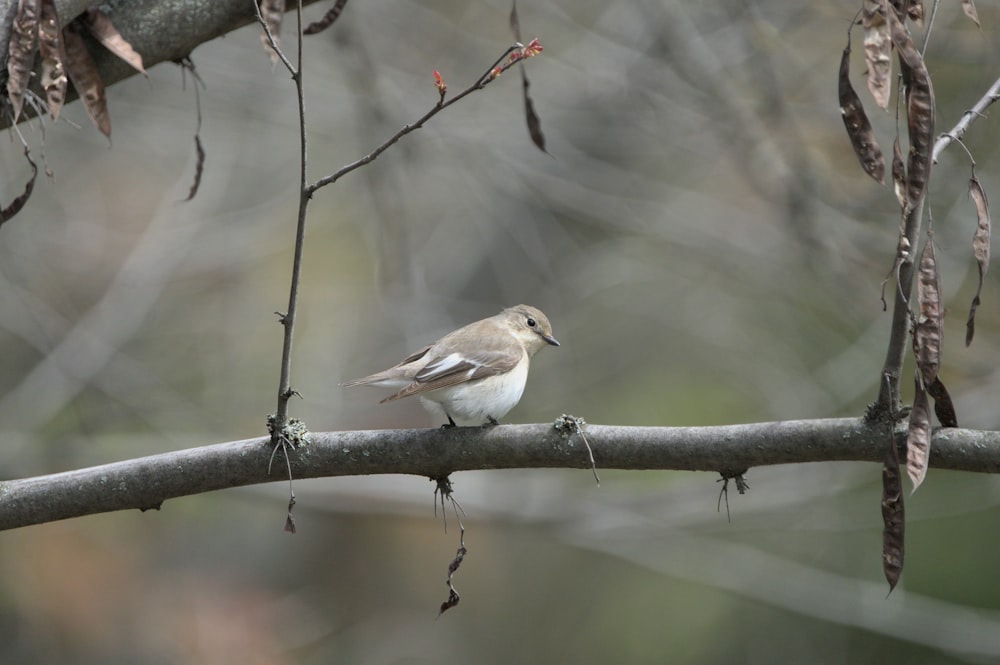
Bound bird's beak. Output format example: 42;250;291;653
542;333;560;347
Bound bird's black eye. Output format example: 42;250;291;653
526;317;536;328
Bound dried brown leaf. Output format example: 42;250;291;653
6;0;40;123
914;235;942;387
892;137;906;210
863;0;892;110
63;22;110;138
962;0;981;29
1;148;38;226
967;176;990;346
882;423;904;593
521;72;547;154
85;8;145;75
259;0;284;62
889;10;934;209
839;43;885;184
38;0;66;121
927;376;957;428
303;0;348;35
906;1;924;24
906;375;931;492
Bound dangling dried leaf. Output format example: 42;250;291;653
85;8;145;75
839;43;885;184
914;235;942;387
961;0;981;29
303;0;348;35
892;137;906;210
906;375;931;492
863;0;892;110
510;0;522;40
521;72;547;153
889;10;934;209
927;376;957;428
62;21;110;138
6;0;40;123
37;0;66;121
967;176;990;346
0;148;38;226
882;424;905;593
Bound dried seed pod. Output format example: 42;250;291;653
38;0;67;121
63;21;111;138
86;8;146;75
6;0;40;123
863;0;892;109
914;235;942;388
889;10;934;209
927;376;957;428
967;176;991;346
906;374;931;492
839;43;886;184
882;423;905;592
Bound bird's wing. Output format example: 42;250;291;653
340;346;432;387
381;347;521;402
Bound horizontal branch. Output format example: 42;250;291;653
2;418;1000;531
0;0;325;130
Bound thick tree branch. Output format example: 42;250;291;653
2;418;1000;531
0;0;324;130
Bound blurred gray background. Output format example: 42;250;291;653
2;0;1000;663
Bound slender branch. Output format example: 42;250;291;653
3;419;1000;531
306;46;520;195
931;74;1000;164
256;0;313;433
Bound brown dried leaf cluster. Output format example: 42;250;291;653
3;1;150;221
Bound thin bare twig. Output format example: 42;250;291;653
932;74;1000;164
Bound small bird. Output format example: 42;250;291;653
341;305;559;427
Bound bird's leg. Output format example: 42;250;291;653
482;416;500;428
441;414;458;429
